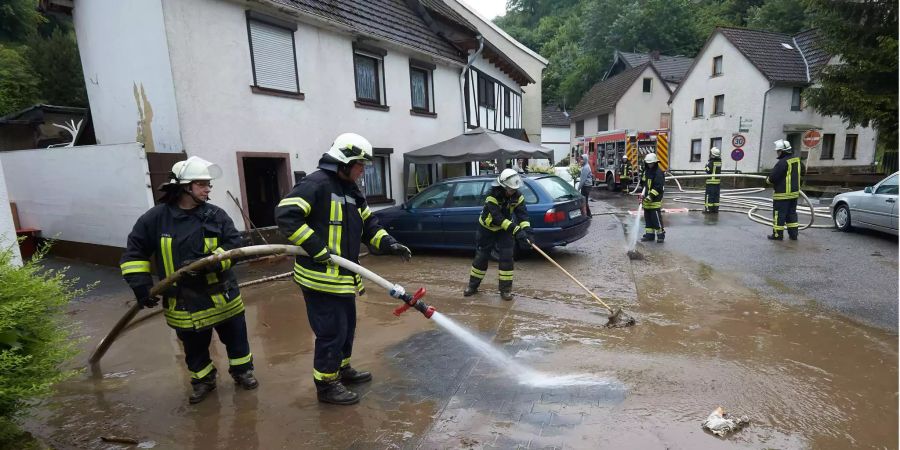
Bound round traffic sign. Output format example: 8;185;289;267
731;148;744;161
732;134;746;148
803;129;821;148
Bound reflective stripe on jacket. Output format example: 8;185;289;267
478;186;531;234
766;154;802;200
642;167;665;209
120;203;244;330
705;157;722;185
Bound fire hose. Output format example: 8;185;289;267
88;245;434;365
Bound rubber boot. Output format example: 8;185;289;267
340;366;372;384
788;230;798;241
189;377;217;404
463;280;480;297
315;379;359;405
232;370;259;390
641;233;655;242
767;233;783;241
656;232;665;243
500;290;514;301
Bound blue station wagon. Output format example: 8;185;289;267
374;174;591;250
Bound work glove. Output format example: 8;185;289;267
312;248;333;266
388;242;412;262
133;285;159;309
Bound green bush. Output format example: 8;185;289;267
526;164;555;174
0;245;82;445
568;164;581;181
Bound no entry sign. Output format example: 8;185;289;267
731;134;746;148
731;148;744;161
803;129;822;148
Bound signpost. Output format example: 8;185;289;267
802;129;822;148
731;148;744;188
738;116;753;133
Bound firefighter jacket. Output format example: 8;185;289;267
766;152;802;200
275;156;398;297
642;166;665;209
120;203;244;331
478;186;531;235
705;157;722;185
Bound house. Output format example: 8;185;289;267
63;0;541;232
668;27;878;173
569;62;673;156
605;50;694;90
541;105;570;163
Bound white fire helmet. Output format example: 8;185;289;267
644;153;659;164
774;139;793;152
326;132;373;165
710;147;721;158
169;156;222;184
497;168;523;190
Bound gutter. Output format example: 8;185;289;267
793;37;811;83
460;35;484;133
756;84;776;172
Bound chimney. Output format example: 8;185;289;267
650;50;660;61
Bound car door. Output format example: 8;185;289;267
856;174;898;229
394;183;452;248
442;180;490;248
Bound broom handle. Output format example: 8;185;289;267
529;242;614;312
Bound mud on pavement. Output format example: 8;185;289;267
25;204;898;449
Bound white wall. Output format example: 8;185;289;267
466;58;523;132
541;125;570;162
614;66;671;132
669;33;769;172
160;0;466;224
760;87;878;170
73;0;183;152
0;143;154;248
0;159;22;266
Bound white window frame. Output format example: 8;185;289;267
246;11;301;96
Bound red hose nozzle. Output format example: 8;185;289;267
392;287;433;318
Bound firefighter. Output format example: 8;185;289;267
621;155;633;192
577;154;593;215
274;133;411;406
765;139;802;240
704;147;723;214
463;169;533;301
640;153;666;243
120;156;258;405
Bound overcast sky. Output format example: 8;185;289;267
461;0;508;20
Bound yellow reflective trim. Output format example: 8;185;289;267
230;353;253;366
294;274;358;294
313;368;339;381
203;238;218;254
278;197;311;215
514;196;524;207
649;189;660;196
120;260;151;275
160;237;174;276
313;248;328;258
192;362;215;379
289;224;314;245
485;196;498;205
370;229;388;249
500;219;513;231
360;207;372;221
193;303;244;329
206;272;218;284
470;267;485;279
341;357;351;368
293;263;356;284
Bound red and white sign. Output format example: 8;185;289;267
803;129;822;148
731;134;746;148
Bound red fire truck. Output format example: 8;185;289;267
576;129;670;191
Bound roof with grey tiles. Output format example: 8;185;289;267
571;64;649;120
266;0;466;62
617;51;694;83
542;105;569;127
792;29;829;79
718;27;813;84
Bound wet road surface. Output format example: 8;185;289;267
25;195;898;449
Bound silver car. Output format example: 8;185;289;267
831;171;899;236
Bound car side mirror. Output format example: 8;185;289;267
864;186;873;194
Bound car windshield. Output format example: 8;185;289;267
536;176;580;201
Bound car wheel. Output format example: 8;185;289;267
833;203;852;231
606;172;618;192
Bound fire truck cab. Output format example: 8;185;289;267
577;129;669;191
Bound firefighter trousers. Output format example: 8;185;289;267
468;229;515;292
772;198;799;238
175;313;253;384
704;184;720;212
302;288;356;382
644;208;665;236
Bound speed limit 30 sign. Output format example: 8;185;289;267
731;134;746;148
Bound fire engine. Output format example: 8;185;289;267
576;129;670;191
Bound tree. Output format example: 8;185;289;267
0;44;41;116
25;29;88;107
804;0;898;150
746;0;810;34
0;0;43;43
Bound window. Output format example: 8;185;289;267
477;74;495;108
691;139;702;162
575;120;584;137
843;134;858;159
363;148;392;203
659;113;670;129
712;55;723;76
710;137;722;152
597;114;609;132
875;174;898;195
786;133;801;152
246;12;300;95
353;44;387;108
821;134;835;159
409;59;435;115
504;89;511;117
693;98;704;118
409;183;451;209
713;95;725;115
642;78;652;93
449;181;489;207
791;87;803;111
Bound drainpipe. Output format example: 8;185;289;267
756;84;776;172
460;36;484;174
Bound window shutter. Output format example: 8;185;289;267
249;20;298;93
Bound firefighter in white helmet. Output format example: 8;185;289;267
463;168;533;301
640;153;666;242
120;156;259;405
765;139;801;240
704;147;723;214
275;132;411;405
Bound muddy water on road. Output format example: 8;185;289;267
26;244;897;449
